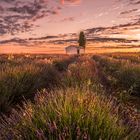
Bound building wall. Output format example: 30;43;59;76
66;46;84;54
66;47;77;54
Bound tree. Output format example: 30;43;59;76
78;31;86;53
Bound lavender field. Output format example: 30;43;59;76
0;53;140;140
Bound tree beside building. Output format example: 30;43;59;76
78;31;86;53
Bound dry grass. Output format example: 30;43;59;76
0;54;140;140
93;54;140;97
1;88;139;140
0;54;75;113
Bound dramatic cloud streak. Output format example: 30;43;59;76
0;0;84;35
0;0;63;35
0;0;139;45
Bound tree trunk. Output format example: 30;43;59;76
77;48;80;55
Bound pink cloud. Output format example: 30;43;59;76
60;0;81;5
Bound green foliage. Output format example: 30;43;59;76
93;55;140;97
0;54;139;140
78;31;86;49
1;88;137;140
63;57;96;88
0;63;62;113
0;55;73;113
53;56;76;72
106;53;140;64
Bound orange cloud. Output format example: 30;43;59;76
60;0;65;4
60;0;81;5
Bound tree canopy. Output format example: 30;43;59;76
78;31;86;49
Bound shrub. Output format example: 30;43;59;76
63;57;97;88
53;56;77;72
0;63;61;113
93;55;140;96
1;88;137;140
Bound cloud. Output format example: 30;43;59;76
118;0;140;5
85;21;140;41
28;35;59;40
0;0;63;35
0;0;82;35
120;9;138;15
60;16;75;22
0;35;60;46
60;0;81;5
0;37;29;45
128;0;140;5
117;0;140;24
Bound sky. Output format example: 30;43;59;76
0;0;140;47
